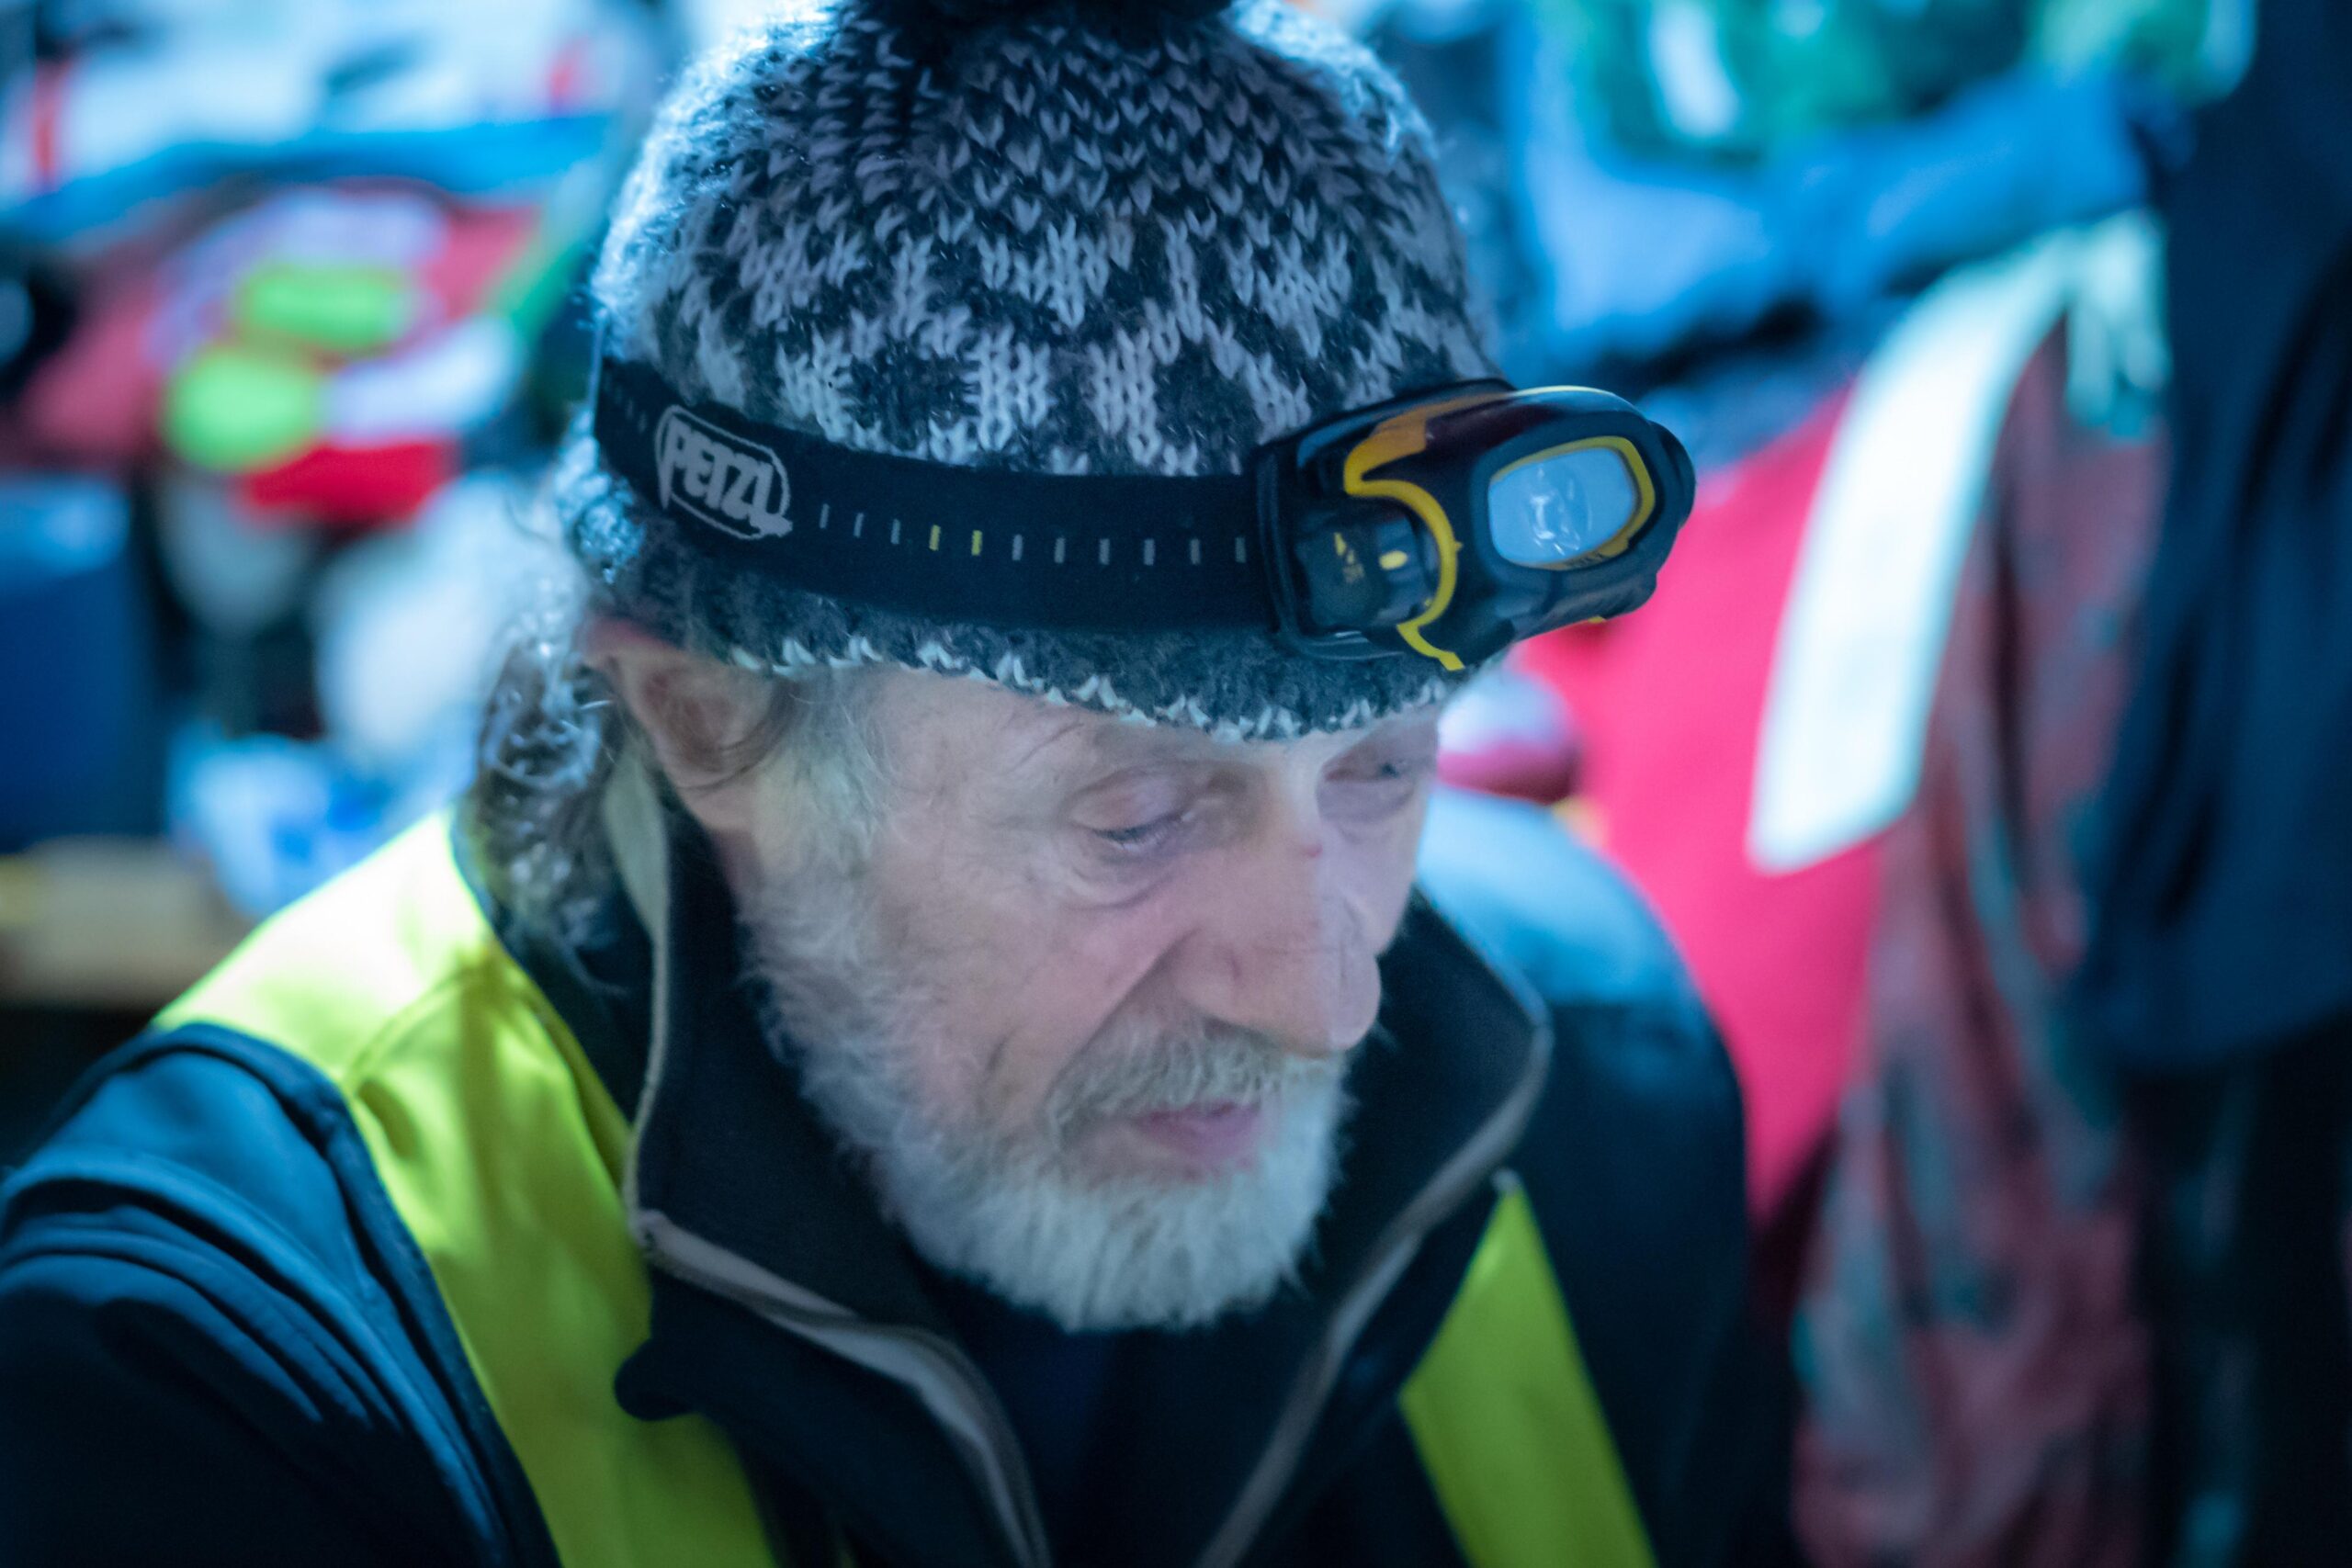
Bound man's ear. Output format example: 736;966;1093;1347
584;618;775;839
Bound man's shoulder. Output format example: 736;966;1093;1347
0;1032;502;1563
3;1030;409;1336
1417;783;1745;1324
157;813;532;1089
1418;786;1744;1241
1419;788;1713;1021
1417;789;1770;1563
1417;787;1740;1147
2;811;582;1322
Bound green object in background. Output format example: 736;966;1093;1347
236;262;417;355
1537;0;2241;166
163;345;323;473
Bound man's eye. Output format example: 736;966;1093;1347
1334;755;1433;788
1322;750;1436;820
1093;814;1183;852
1073;770;1217;858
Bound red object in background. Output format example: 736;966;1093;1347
1434;669;1584;803
546;36;593;114
14;271;167;465
414;202;539;323
238;440;452;527
1520;389;1875;1224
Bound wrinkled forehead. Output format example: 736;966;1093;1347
868;666;1436;787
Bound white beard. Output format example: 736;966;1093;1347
741;889;1351;1332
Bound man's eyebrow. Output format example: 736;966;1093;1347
1057;708;1434;774
1075;719;1236;769
1005;713;1094;775
998;713;1224;794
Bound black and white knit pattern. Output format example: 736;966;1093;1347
561;0;1498;738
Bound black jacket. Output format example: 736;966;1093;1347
0;790;1788;1566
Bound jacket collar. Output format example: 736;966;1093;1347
579;766;1551;1568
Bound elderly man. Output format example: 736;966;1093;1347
0;0;1782;1562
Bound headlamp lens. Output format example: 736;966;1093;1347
1487;444;1644;569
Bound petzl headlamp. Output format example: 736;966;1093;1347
1258;380;1693;669
591;356;1694;667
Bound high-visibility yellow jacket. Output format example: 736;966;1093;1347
0;791;1783;1567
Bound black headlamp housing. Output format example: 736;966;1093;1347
1257;381;1696;670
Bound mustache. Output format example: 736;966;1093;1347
1041;1020;1343;1146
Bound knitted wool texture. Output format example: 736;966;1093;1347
560;0;1498;738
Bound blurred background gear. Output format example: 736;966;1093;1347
0;0;663;1073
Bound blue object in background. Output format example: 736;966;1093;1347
0;476;163;850
1419;785;1696;1012
1497;11;2165;381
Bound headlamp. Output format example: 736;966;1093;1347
1259;380;1693;669
591;355;1693;667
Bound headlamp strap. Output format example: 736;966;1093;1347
590;353;1270;634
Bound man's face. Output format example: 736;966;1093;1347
722;671;1440;1329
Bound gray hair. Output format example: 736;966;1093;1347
461;563;888;942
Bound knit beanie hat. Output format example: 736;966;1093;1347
558;0;1499;740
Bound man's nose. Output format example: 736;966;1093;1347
1170;827;1384;1061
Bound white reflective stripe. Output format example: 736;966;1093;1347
604;755;670;949
611;759;1049;1568
612;753;674;1227
1196;922;1554;1568
634;1213;1051;1568
1746;216;2155;874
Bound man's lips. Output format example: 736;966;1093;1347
1125;1100;1266;1170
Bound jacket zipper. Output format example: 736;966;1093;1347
618;772;1052;1568
636;1211;1054;1568
1193;947;1555;1568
